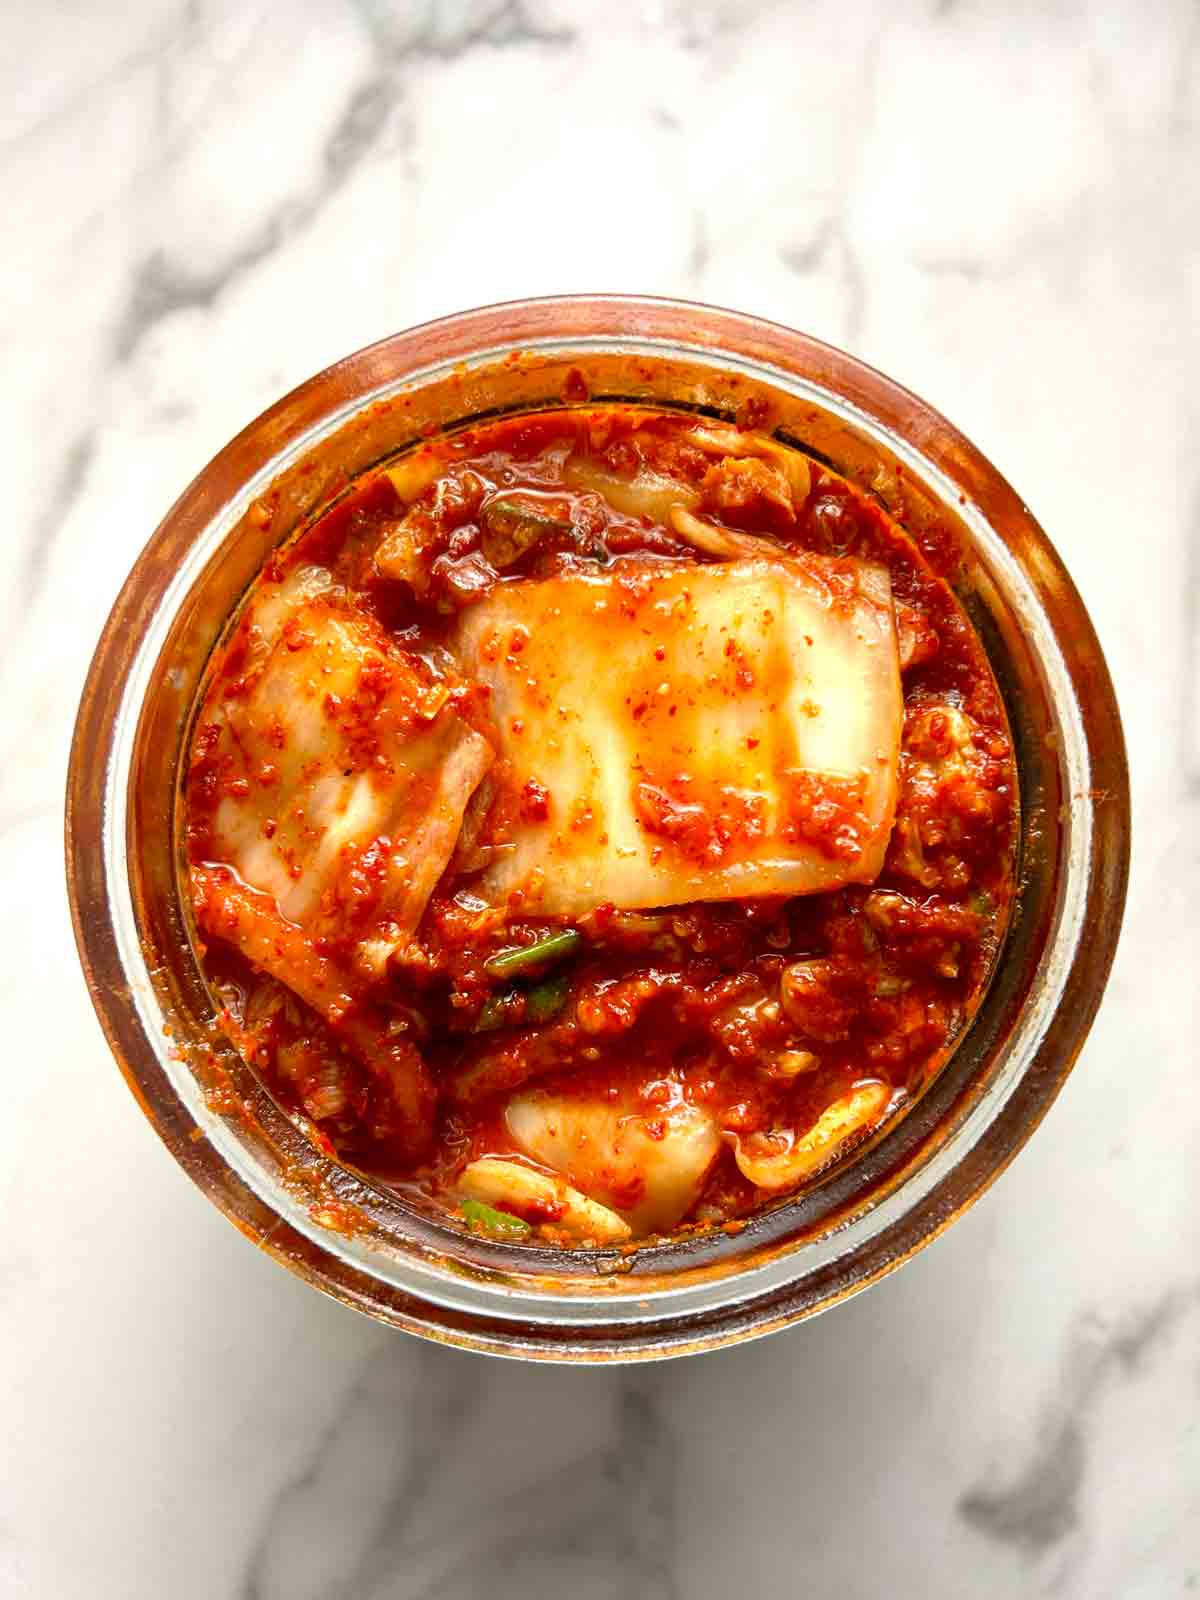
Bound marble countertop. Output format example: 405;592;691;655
3;1;1195;1594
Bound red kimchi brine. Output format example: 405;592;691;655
185;406;1018;1248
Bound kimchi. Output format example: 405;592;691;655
185;407;1017;1246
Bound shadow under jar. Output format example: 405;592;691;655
66;297;1129;1361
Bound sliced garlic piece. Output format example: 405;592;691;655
773;1049;819;1078
731;1081;893;1191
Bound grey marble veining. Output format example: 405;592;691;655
246;1349;678;1600
2;1;1197;1595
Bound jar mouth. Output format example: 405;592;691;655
65;295;1129;1361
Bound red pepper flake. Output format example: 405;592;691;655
282;617;312;653
520;777;551;821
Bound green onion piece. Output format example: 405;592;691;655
480;496;572;568
874;974;909;998
460;1199;532;1240
969;890;994;916
474;991;522;1033
484;929;582;979
485;494;572;530
525;972;570;1024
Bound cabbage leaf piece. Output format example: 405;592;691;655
196;566;493;973
505;1087;721;1235
454;554;901;914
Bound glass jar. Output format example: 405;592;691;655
65;296;1129;1360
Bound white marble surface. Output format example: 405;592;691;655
2;1;1196;1594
